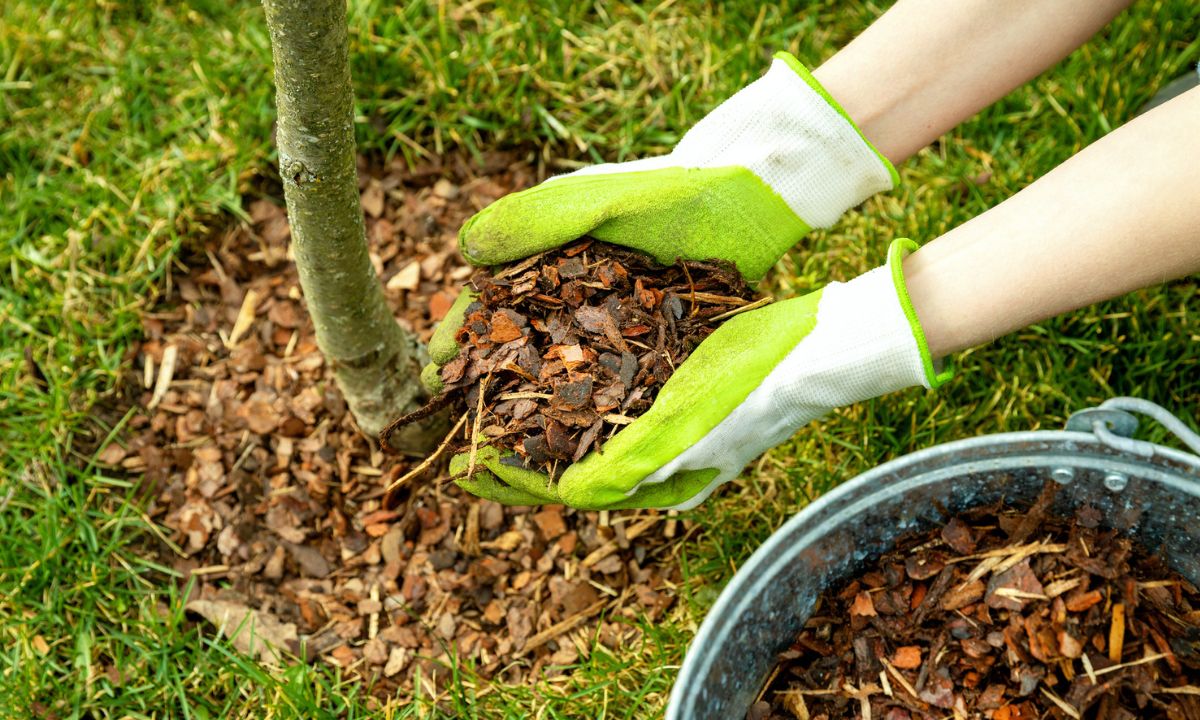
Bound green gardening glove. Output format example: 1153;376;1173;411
423;51;896;393
452;240;952;510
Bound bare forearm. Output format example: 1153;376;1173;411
904;87;1200;359
814;0;1133;164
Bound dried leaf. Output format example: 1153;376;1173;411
186;598;298;665
284;541;330;578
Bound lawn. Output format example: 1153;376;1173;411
2;1;1198;718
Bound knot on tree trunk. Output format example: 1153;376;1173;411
283;157;315;186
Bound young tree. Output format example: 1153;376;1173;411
262;0;439;449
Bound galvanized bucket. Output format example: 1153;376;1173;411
667;398;1200;720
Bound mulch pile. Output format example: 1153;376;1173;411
387;239;757;476
751;483;1200;719
111;153;687;706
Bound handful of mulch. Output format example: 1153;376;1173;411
383;239;762;480
751;483;1200;720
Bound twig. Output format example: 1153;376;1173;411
1093;652;1166;677
679;260;697;318
497;391;553;401
879;669;892;698
685;291;756;305
368;583;380;639
378;392;455;454
515;597;609;657
992;588;1050;601
1044;576;1084;598
707;295;773;323
755;663;782;705
492;250;547;281
1040;688;1081;719
466;373;491;482
663;509;679;538
880;658;923;704
843;683;881;720
460;503;481;556
1081;652;1098;684
952;540;1067;563
385;410;469;492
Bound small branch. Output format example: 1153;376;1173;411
679;260;697;318
384;410;469;493
496;391;552;401
466;373;491;481
515;597;609;657
1093;651;1165;677
707;296;773;323
379;392;455;454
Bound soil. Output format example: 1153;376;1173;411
115;152;686;706
751;483;1200;720
385;239;758;478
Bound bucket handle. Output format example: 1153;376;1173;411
1065;397;1200;459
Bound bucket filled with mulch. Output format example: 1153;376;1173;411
666;401;1200;720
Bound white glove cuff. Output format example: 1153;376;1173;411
773;263;927;420
556;53;897;230
671;52;898;228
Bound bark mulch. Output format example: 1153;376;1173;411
114;152;687;704
750;483;1200;720
385;238;759;478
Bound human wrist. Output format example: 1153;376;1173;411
886;239;953;388
773;51;898;190
812;52;910;166
901;243;974;361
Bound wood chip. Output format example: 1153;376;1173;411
147;344;177;409
1108;602;1125;663
386;261;421;291
226;288;261;348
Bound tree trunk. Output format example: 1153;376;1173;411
262;0;439;449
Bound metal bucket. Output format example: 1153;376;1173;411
667;398;1200;720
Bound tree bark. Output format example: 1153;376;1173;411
262;0;439;448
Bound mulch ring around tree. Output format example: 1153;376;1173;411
108;152;692;705
750;482;1200;720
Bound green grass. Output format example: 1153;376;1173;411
2;0;1199;717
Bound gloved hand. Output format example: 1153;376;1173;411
423;51;896;393
451;239;952;510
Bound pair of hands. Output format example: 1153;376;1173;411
423;53;945;511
